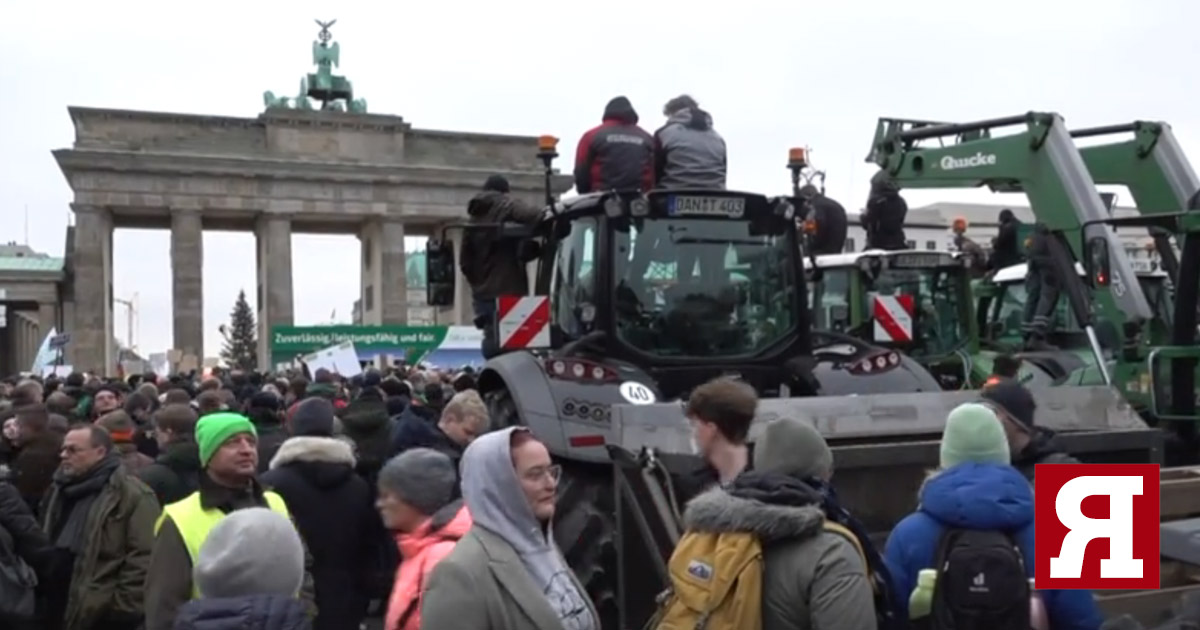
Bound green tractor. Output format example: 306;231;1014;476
805;249;1059;389
863;112;1200;458
969;119;1200;426
974;259;1173;388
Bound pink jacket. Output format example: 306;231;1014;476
386;504;472;630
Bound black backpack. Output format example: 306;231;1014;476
929;529;1031;630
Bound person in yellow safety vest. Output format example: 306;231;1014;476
142;412;316;630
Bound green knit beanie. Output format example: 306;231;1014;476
195;412;258;467
939;403;1011;469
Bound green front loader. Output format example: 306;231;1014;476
867;113;1200;452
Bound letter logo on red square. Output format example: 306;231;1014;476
1034;463;1159;590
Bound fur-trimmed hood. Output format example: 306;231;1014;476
267;436;358;490
682;476;826;543
269;436;356;469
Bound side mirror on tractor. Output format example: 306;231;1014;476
426;239;457;307
1084;236;1112;289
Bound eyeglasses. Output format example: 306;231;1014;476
520;464;562;484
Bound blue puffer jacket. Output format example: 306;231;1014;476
173;594;309;630
884;462;1104;630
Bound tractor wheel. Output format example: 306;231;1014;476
553;464;619;630
484;387;619;630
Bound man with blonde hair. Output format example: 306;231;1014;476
393;389;489;485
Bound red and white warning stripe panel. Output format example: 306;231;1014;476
871;293;914;343
498;296;551;349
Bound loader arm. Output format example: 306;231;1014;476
870;112;1153;329
1071;121;1200;285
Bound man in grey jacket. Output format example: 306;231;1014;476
653;95;727;189
680;416;878;630
652;95;729;283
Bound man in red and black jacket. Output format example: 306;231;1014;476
574;96;654;194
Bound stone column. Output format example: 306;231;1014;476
71;205;114;374
18;317;31;372
255;215;294;369
24;317;36;370
38;303;60;367
434;226;472;326
359;219;408;326
37;302;58;341
171;210;205;357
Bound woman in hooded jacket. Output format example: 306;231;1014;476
377;447;471;630
884;403;1104;630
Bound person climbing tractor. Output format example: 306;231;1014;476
863;170;908;250
800;185;849;255
951;217;987;275
990;209;1023;269
574;96;654;194
1021;224;1060;347
460;175;543;359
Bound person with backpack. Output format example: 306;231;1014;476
883;403;1103;630
652;416;877;630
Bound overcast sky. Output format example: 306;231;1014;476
2;0;1197;358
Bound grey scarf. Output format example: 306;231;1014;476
52;455;120;554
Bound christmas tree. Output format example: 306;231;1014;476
220;289;258;371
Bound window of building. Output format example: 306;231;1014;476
845;238;856;252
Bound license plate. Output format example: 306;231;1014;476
890;253;954;268
668;196;746;218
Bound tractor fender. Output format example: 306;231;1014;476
477;352;659;464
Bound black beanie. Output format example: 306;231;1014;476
483;175;510;193
980;379;1036;431
248;391;281;411
290;398;335;437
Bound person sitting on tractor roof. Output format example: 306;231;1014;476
653;94;727;190
574;96;654;194
654;94;729;282
863;171;909;251
460;175;543;358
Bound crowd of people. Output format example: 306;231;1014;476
0;357;1118;630
0;364;488;630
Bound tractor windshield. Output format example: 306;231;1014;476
611;217;798;358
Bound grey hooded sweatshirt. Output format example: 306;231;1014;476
461;427;597;630
654;107;728;189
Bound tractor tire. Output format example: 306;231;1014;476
484;387;620;630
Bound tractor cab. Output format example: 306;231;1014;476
806;249;979;388
426;184;819;399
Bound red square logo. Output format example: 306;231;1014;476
1034;463;1159;590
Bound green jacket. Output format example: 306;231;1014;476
40;465;161;630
